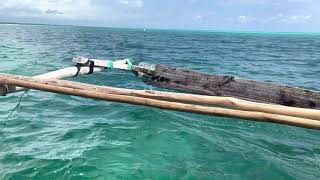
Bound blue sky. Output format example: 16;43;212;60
0;0;319;32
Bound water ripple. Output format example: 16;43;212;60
0;25;320;179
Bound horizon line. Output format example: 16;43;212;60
1;21;320;35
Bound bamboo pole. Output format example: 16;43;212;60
73;57;320;110
1;73;319;121
71;57;320;118
0;67;103;96
0;74;320;130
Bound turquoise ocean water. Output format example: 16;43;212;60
0;24;320;179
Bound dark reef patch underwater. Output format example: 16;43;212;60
0;24;320;179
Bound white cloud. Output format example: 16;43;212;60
237;15;246;23
219;0;273;6
0;0;319;30
188;0;199;4
261;13;312;24
235;13;312;24
194;15;202;20
0;0;96;19
288;15;312;22
193;12;216;21
119;0;143;7
0;0;144;21
236;15;257;23
45;9;64;15
287;0;313;3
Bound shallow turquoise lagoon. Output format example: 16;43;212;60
0;24;320;179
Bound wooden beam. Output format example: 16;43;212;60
0;56;148;96
1;73;320;130
1;73;319;120
0;66;103;96
141;64;320;109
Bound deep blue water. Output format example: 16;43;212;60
0;24;320;179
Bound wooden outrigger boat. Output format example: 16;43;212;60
1;56;320;129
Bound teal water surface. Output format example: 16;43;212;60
0;24;320;179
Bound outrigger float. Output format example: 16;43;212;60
1;56;320;129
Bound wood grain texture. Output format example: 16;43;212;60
1;73;320;130
0;67;103;96
1;73;319;120
142;65;320;109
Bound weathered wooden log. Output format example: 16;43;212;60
69;56;320;109
141;64;320;109
1;73;319;120
1;73;320;130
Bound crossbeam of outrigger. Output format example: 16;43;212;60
1;56;320;130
